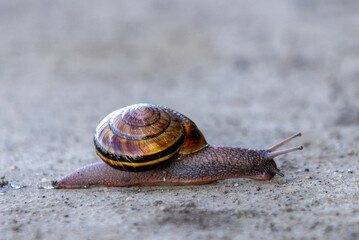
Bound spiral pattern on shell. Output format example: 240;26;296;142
94;103;208;171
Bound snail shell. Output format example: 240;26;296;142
93;103;208;171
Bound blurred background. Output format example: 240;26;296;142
1;1;359;239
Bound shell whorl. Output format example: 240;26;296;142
94;103;208;171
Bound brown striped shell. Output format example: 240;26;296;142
94;103;208;171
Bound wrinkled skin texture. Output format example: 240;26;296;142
53;146;281;189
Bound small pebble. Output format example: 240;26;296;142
234;183;239;187
234;199;240;205
153;200;163;206
41;178;49;183
347;169;354;174
159;206;170;212
10;165;19;171
305;176;312;180
0;177;8;187
185;202;196;208
125;197;133;202
304;168;310;172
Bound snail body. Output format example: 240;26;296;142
53;103;303;189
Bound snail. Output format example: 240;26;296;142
53;103;303;189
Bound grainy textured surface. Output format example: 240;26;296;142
1;1;359;239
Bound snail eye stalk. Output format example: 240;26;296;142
265;133;303;159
